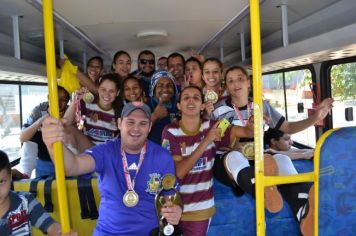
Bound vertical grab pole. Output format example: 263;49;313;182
42;0;71;233
250;0;265;235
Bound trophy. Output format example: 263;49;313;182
150;174;183;236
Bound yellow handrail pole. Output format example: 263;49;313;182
249;0;265;235
43;0;71;233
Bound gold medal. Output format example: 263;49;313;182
161;174;176;190
83;92;94;103
123;190;139;207
205;90;218;104
242;142;254;160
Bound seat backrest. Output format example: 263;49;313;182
319;126;356;235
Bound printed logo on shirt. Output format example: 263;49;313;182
146;173;161;194
192;157;208;171
7;209;30;232
161;139;170;151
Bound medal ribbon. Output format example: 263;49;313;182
232;102;252;126
121;143;146;191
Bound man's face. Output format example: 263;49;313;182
118;109;152;153
154;77;175;103
157;58;168;70
0;169;11;205
58;89;70;117
87;59;103;82
138;53;155;75
168;56;184;81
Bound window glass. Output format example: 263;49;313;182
0;84;21;162
262;72;286;117
330;62;356;128
284;70;315;147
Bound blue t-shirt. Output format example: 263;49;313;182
85;138;176;236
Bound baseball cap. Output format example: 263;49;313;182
121;102;151;118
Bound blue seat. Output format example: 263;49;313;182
209;160;313;236
209;126;356;236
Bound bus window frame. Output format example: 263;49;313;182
320;56;356;132
262;64;317;148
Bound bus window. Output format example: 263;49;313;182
0;84;21;162
263;69;315;147
285;70;315;147
262;72;286;117
330;62;356;128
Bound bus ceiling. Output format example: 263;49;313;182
0;0;355;74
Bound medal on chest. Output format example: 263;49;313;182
121;143;146;207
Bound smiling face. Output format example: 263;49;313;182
87;58;103;82
138;53;155;75
168;56;184;81
225;68;250;100
177;87;204;117
123;78;143;102
118;109;152;154
98;79;119;110
113;53;131;78
154;77;175;103
202;61;222;89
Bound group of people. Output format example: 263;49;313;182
2;49;333;236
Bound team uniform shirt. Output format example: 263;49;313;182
80;100;118;144
212;96;284;155
213;97;285;132
23;102;49;128
161;120;231;221
85;139;176;236
0;191;55;236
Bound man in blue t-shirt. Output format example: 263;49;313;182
42;102;182;236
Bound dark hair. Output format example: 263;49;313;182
178;85;204;103
98;73;123;119
264;128;284;146
58;85;70;101
111;50;131;72
224;65;249;82
158;56;167;61
119;75;144;102
168;52;185;65
0;150;11;174
87;56;104;69
203;57;223;73
185;57;203;70
138;50;155;61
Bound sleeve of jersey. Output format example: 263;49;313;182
23;106;41;128
263;100;285;130
84;141;109;174
27;193;56;233
161;126;183;162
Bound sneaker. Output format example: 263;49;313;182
300;185;315;236
264;154;283;213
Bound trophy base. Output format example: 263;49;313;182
149;226;183;236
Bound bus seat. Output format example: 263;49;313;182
13;177;99;236
318;126;356;236
208;159;313;236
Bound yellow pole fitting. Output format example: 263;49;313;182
43;0;71;233
249;0;265;235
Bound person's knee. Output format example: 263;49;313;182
272;154;298;175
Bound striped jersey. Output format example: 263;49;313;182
80;100;118;144
0;191;55;236
162;119;231;221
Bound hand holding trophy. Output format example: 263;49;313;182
150;174;183;236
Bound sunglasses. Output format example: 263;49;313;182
140;59;155;65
